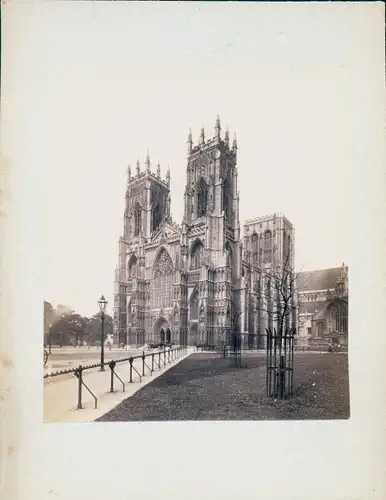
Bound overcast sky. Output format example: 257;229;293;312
7;2;380;317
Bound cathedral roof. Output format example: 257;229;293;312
297;267;343;292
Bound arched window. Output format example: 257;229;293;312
252;233;258;265
190;290;199;321
284;233;291;266
152;249;174;309
134;204;141;237
197;178;208;217
263;230;272;263
225;241;233;270
127;299;132;324
191;240;204;269
152;203;162;232
222;179;231;220
128;255;137;279
329;301;348;333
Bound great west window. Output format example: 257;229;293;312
152;249;174;309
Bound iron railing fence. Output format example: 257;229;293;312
44;345;188;410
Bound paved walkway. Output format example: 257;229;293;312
44;347;193;423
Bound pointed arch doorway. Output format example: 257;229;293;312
154;317;171;344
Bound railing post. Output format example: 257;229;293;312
75;365;83;409
129;357;133;383
164;346;166;366
142;350;145;376
159;350;161;369
152;353;154;372
109;360;116;393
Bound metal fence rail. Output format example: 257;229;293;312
44;345;188;410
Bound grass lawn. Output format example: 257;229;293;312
97;352;350;421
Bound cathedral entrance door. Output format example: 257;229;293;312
154;317;170;345
166;328;171;344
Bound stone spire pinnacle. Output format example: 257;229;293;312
127;164;131;181
200;126;205;145
232;133;238;151
157;161;161;177
145;150;150;172
187;128;193;154
224;128;229;147
136;159;140;176
215;115;221;138
166;166;170;187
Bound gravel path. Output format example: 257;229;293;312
97;352;350;421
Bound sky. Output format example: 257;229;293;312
9;2;379;317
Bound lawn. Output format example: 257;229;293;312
97;352;350;421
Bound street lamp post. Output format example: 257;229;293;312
98;294;108;371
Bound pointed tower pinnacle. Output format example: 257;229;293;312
127;164;131;182
200;126;205;145
157;161;161;177
224;128;230;147
166;166;170;187
136;159;140;176
187;128;193;154
145;150;150;172
232;133;238;151
215;115;221;138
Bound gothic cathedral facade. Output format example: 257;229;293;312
113;117;296;347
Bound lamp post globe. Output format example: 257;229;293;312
98;295;108;371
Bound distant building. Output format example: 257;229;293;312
296;264;348;348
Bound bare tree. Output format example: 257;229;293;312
256;242;307;337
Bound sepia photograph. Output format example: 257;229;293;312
2;2;385;500
40;3;352;424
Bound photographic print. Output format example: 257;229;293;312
3;2;385;500
40;2;354;424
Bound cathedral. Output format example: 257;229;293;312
113;117;297;348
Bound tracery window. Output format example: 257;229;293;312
134;204;141;237
252;233;258;265
191;240;204;269
128;255;137;279
152;203;162;232
284;234;291;266
152;249;174;309
329;301;348;333
190;290;199;321
222;179;231;220
197;178;208;217
127;300;132;324
225;241;233;270
263;230;272;263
